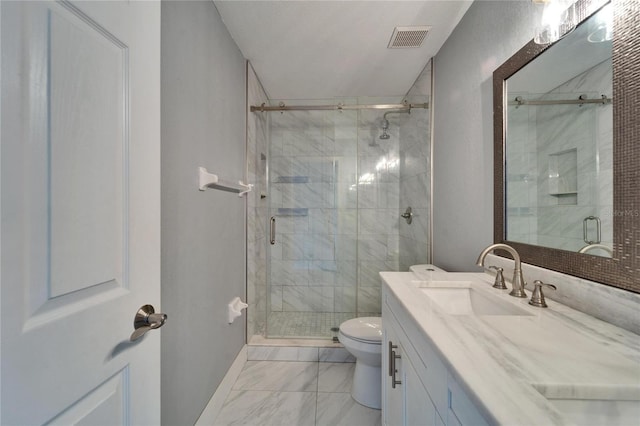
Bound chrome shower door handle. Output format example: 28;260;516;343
270;217;276;245
130;304;167;341
583;216;601;244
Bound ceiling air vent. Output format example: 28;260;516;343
387;26;431;48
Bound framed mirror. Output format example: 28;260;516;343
493;0;639;292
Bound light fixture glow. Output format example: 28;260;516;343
358;173;375;185
587;3;613;43
533;0;578;45
375;156;399;172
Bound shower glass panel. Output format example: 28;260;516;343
506;89;612;255
264;96;427;339
267;103;359;338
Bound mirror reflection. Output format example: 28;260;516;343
505;4;613;257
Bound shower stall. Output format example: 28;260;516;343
246;64;432;341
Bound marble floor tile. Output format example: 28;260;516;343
318;347;356;363
318;362;355;393
248;346;319;362
316;392;382;426
216;355;379;426
233;361;318;392
215;390;316;426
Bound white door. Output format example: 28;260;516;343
1;1;161;424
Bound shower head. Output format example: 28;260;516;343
379;109;410;140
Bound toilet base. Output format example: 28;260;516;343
351;360;381;409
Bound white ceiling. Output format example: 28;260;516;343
213;0;473;100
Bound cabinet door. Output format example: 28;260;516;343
383;322;404;426
405;354;441;426
447;373;490;426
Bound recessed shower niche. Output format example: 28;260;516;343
548;148;578;205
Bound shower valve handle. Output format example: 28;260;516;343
401;207;413;224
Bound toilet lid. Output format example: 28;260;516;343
340;317;382;343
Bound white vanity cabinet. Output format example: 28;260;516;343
383;309;442;426
381;271;640;425
382;289;489;426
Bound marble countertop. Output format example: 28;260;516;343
380;271;640;425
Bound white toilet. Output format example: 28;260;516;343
338;317;382;409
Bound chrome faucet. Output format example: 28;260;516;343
476;243;527;298
578;243;613;256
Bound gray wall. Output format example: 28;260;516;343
432;1;540;271
161;2;246;425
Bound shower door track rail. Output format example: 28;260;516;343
250;102;429;112
509;95;612;107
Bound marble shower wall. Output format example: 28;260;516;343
399;62;432;270
536;59;613;252
246;63;268;337
506;103;539;245
355;97;403;315
264;95;432;318
507;59;613;253
268;105;359;315
247;65;432;335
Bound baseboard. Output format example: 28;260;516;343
195;345;247;426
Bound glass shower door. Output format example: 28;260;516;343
266;106;359;339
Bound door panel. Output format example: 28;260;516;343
47;368;128;426
1;1;160;424
49;3;126;298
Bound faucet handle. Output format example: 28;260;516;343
488;266;507;290
529;280;557;308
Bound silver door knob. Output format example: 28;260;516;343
130;304;167;341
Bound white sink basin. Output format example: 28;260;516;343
421;287;533;316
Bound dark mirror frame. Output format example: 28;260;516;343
493;0;639;293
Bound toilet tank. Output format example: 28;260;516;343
409;264;446;279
